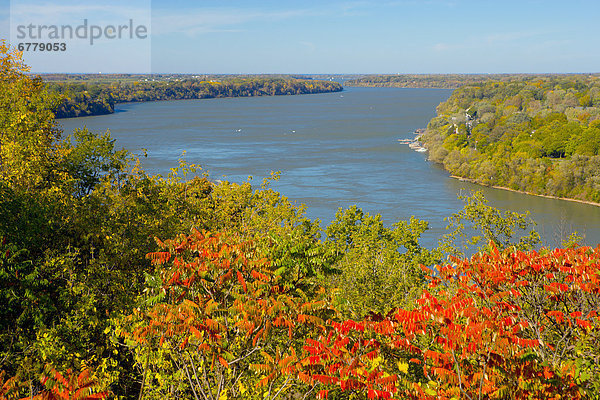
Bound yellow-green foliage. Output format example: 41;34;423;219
422;76;600;203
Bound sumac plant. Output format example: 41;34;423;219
123;230;329;400
301;245;600;399
35;365;109;400
0;365;108;400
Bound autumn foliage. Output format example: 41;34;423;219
301;245;600;399
125;230;329;399
34;365;109;400
4;41;600;400
0;366;108;400
0;371;18;400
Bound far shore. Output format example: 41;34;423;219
449;175;600;208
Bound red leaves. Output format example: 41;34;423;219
131;228;331;400
544;282;569;293
546;310;564;323
236;270;247;292
512;337;539;348
576;318;591;329
218;356;229;368
139;233;600;399
297;314;324;326
340;378;363;390
302;245;600;400
569;311;582;318
146;250;171;265
330;320;365;334
0;372;18;400
168;271;181;286
189;325;202;338
313;375;339;385
250;269;270;282
36;365;109;400
252;328;265;346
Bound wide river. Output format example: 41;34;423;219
58;86;600;249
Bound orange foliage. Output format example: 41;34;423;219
0;371;18;400
34;365;108;400
127;230;329;398
301;245;600;399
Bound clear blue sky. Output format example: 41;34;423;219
2;0;600;73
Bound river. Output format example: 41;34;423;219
58;86;600;249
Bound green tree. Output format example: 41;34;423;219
0;41;59;189
439;191;541;256
325;206;435;319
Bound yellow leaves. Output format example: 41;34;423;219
397;361;409;374
297;314;324;326
182;299;199;309
218;389;228;400
366;355;383;372
205;299;218;315
8;112;27;127
237;380;246;395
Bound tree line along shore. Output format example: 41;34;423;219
2;42;600;400
44;75;343;118
353;74;600;204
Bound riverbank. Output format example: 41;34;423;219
450;175;600;208
50;77;344;119
398;129;428;152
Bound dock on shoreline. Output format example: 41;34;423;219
398;129;427;152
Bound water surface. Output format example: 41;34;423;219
59;87;600;248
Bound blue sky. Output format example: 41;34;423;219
2;0;600;73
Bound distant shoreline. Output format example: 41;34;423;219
50;77;343;119
54;89;343;119
449;175;600;207
346;82;460;89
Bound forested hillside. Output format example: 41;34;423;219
2;42;600;399
346;74;543;89
421;75;600;203
47;77;343;118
